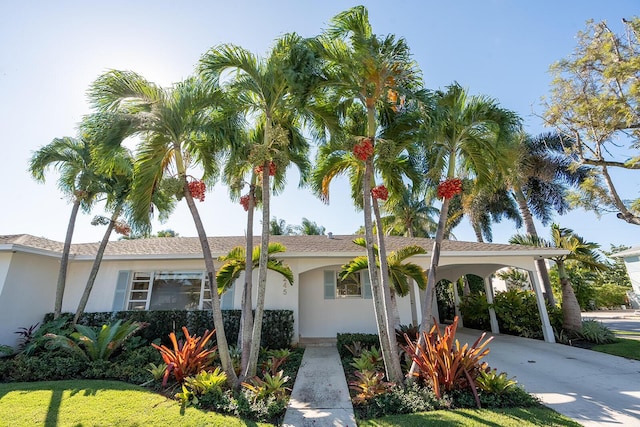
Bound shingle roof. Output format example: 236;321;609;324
0;233;564;259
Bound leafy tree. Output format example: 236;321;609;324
295;217;326;235
269;217;295;235
510;224;609;331
29;136;102;319
87;70;240;385
382;185;438;238
543;17;640;225
199;34;313;379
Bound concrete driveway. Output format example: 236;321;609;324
457;329;640;426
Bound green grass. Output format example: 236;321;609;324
592;338;640;360
0;380;272;427
358;407;582;426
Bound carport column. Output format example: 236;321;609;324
484;276;500;334
529;267;556;343
452;279;463;327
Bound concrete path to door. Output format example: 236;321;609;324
282;345;356;427
457;328;640;426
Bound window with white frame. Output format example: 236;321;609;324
324;270;372;299
125;271;233;311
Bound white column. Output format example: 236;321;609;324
529;267;555;343
484;276;500;334
452;278;463;327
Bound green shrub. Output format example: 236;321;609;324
580;319;616;344
448;385;539;409
353;381;444;419
336;333;380;359
492;289;544;338
2;352;87;381
593;284;629;309
458;293;491;331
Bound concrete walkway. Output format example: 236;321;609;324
457;328;640;427
282;345;356;427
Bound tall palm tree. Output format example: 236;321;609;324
507;132;591;306
296;218;326;235
269;217;295;235
216;242;293;296
416;82;520;340
199;34;312;378
382;184;438;238
29;136;102;319
510;224;608;331
340;238;427;330
87;71;241;385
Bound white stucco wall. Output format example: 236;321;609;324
0;252;58;347
622;255;640;296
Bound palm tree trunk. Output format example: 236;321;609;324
239;178;256;380
54;198;81;319
372;194;404;382
514;188;556;306
73;207;120;325
556;260;583;331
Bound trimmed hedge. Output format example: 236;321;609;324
45;309;294;350
336;332;380;359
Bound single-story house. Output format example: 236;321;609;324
613;245;640;308
0;233;565;348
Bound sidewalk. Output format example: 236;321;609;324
582;309;640;319
282;345;356;427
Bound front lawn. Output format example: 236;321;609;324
592;338;640;360
358;407;582;427
0;379;272;426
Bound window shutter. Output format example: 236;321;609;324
362;270;372;299
221;283;235;309
112;270;130;311
324;270;335;299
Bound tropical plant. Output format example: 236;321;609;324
199;33;313;380
579;319;616;344
348;370;395;404
87;70;240;384
382;184;439;238
183;367;228;396
29;136;102;319
260;349;291;376
476;369;517;395
45;319;145;361
402;316;492;408
416;82;521;340
147;362;168;381
269;217;295;235
350;347;385;373
241;370;291;402
510;224;609;331
295;217;326;235
151;327;217;386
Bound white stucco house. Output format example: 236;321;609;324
0;233;565;348
614;245;640;308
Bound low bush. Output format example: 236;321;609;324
579;319;616;344
336;333;380;359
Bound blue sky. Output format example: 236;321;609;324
1;1;638;249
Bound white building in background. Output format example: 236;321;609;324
614;245;640;308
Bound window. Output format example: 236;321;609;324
125;271;225;311
324;270;372;299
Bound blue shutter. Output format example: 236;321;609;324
362;270;372;299
221;283;235;309
324;271;336;299
112;271;130;311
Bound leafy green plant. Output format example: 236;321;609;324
344;341;366;358
183;367;227;396
580;319;616;344
348;370;394;404
147;362;167;381
402;316;492;408
260;349;291;376
175;384;199;407
350;347;384;372
0;345;14;357
476;369;517;394
458;293;491;331
45;320;146;361
151;327;217;386
241;370;290;402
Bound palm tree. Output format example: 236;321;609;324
296;218;326;235
340;238;427;330
311;5;423;382
216;242;293;296
510;224;608;331
382;184;438;238
29;136;101;319
417;83;521;331
87;70;241;385
507;132;591;306
199;34;312;378
269;217;295;235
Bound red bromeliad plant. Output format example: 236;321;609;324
353;137;374;161
436;178;462;199
348;370;394;404
371;185;388;201
151;327;217;386
188;180;206;202
402;316;492;408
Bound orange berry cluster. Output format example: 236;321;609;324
353;138;374;161
240;194;253;211
371;185;389;201
437;178;463;199
114;223;131;236
255;162;277;176
188;180;206;202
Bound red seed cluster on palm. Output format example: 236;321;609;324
240;194;253;211
188;180;206;202
437;178;463;199
114;223;131;236
254;162;277;176
353;138;374;161
371;185;389;201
